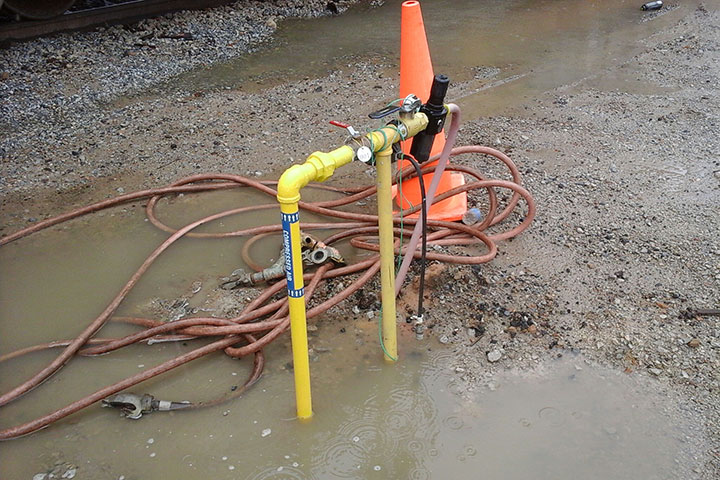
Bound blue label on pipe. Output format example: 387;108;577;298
281;211;303;298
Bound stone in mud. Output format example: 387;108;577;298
487;349;502;363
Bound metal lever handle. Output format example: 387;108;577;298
368;104;401;119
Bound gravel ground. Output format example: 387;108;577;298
0;0;353;187
1;0;718;477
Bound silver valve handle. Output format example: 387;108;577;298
399;94;422;114
368;94;422;119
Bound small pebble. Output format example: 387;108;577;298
487;350;502;363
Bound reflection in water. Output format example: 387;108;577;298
303;352;440;479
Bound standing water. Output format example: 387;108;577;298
168;0;700;117
0;306;703;479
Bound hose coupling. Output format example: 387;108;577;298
221;232;344;289
102;392;191;419
301;232;345;265
220;268;254;290
411;314;425;340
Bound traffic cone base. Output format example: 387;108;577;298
393;172;467;222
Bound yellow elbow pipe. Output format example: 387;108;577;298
277;145;354;420
276;146;355;204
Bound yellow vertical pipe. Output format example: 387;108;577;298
279;202;313;419
375;147;398;362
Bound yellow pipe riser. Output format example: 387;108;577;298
279;202;313;419
368;114;428;362
375;147;398;361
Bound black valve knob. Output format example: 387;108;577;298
410;74;450;163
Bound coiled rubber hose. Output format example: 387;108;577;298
0;119;535;440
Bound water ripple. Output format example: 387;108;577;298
409;467;431;480
538;406;565;427
319;439;368;478
442;415;464;430
247;466;313;480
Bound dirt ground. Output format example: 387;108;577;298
1;0;718;477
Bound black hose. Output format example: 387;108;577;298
402;154;427;317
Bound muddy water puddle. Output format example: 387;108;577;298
0;186;356;345
1;326;701;479
0;186;704;478
152;0;704;118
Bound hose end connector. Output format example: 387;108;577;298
411;314;425;340
102;392;193;419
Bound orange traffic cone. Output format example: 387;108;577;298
396;0;466;221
